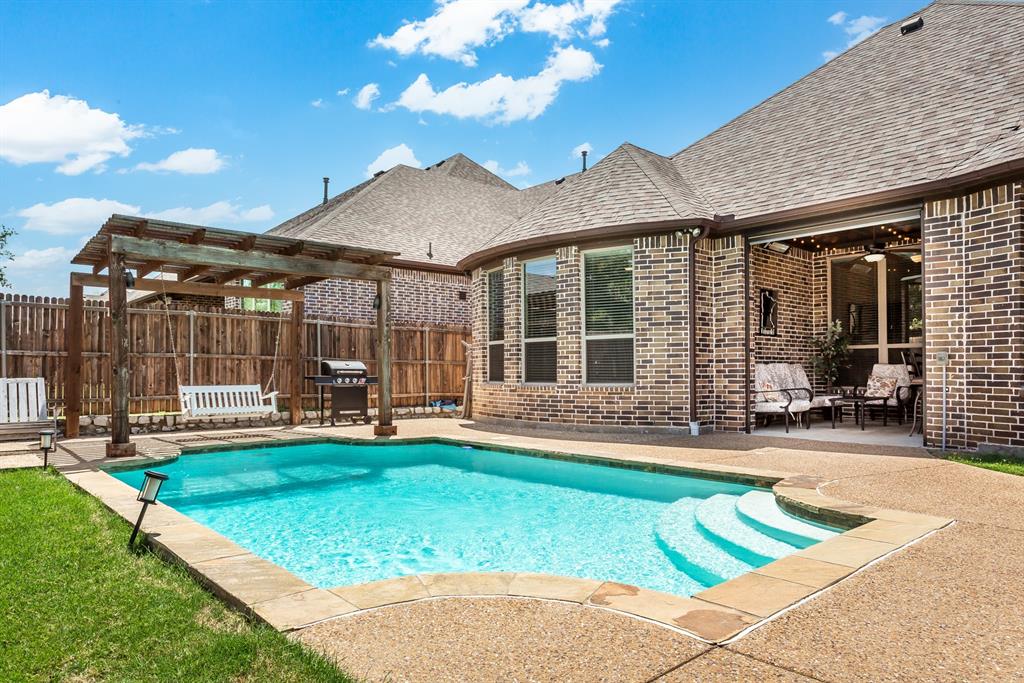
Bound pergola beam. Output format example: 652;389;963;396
110;236;392;282
70;272;305;301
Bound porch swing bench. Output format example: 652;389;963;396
178;385;278;420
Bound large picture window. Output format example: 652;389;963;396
523;257;557;383
583;247;634;384
486;269;505;382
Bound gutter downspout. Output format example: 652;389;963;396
689;225;711;436
743;236;751;434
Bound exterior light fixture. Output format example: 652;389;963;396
129;470;169;547
864;252;886;263
910;253;922;263
766;241;791;254
124;268;137;288
372;294;381;310
38;429;55;468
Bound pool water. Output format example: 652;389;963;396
109;441;838;596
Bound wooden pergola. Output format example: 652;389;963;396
68;214;400;457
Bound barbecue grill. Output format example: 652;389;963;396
305;360;378;425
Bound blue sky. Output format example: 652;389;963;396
0;0;925;296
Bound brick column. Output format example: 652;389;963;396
923;179;1024;450
503;257;522;384
709;236;750;432
469;267;488;387
556;246;582;385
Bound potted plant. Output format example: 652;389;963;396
908;317;923;345
809;320;850;391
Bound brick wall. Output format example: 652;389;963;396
226;267;470;326
923;178;1024;451
708;236;749;431
472;233;693;431
750;245;815;372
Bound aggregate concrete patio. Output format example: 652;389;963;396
4;418;1022;682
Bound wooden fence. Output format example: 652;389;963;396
0;294;469;416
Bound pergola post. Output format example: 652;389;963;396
374;278;396;436
64;275;84;438
290;299;304;426
106;252;136;457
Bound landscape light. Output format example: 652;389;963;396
38;429;55;468
129;470;169;547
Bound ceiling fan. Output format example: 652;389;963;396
863;226;887;262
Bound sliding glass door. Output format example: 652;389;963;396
829;248;922;385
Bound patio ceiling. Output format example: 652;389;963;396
71;214;400;289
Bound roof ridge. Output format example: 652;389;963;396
316;166;409;230
620;144;691;219
622;143;716;218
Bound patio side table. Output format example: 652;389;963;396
830;395;875;430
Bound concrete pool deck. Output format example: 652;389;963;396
9;418;1023;681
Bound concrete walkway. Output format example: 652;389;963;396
16;419;1024;681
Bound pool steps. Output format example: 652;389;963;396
656;491;839;587
735;490;837;548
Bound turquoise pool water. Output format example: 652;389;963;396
109;441;837;596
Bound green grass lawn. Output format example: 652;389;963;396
947;453;1024;477
0;468;354;683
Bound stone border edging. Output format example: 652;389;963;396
58;432;953;643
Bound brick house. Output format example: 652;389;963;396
452;0;1023;451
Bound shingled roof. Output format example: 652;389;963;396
472;143;713;259
670;0;1024;221
267;154;566;268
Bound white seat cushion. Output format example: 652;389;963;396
755;399;811;415
810;394;843;409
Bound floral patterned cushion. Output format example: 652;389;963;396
865;375;898;398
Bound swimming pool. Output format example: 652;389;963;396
109;440;838;596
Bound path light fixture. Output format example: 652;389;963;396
38;429;55;468
129;470;169;547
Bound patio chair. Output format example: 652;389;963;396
858;363;913;425
753;363;813;433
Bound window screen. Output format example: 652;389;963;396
523;258;557;383
584;248;634;383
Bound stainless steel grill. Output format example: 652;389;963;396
306;360;377;425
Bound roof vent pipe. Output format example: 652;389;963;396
581;150;588;172
900;16;923;35
322;177;330;205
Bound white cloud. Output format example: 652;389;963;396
146;201;274;225
354;83;381;110
394;45;600;123
571;141;593;158
8;246;78;271
370;0;622;65
823;12;886;60
370;0;527;67
483;159;531;177
365;143;421;178
311;98;324;108
336;88;350;96
0;90;145;175
18;198;141;235
520;0;622;40
134;148;226;174
593;37;610;48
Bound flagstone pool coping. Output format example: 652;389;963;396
59;433;952;644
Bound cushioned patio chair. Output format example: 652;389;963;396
754;363;814;433
858;363;913;426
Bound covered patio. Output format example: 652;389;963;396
742;207;926;448
66;214;400;456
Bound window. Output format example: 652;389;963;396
240;280;284;312
523;257;557;383
486;269;505;382
829;246;922;385
583;247;634;384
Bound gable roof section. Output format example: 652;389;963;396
425;152;517;190
671;0;1024;220
267;161;559;268
470;143;713;261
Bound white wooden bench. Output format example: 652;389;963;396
178;385;278;420
0;377;54;439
